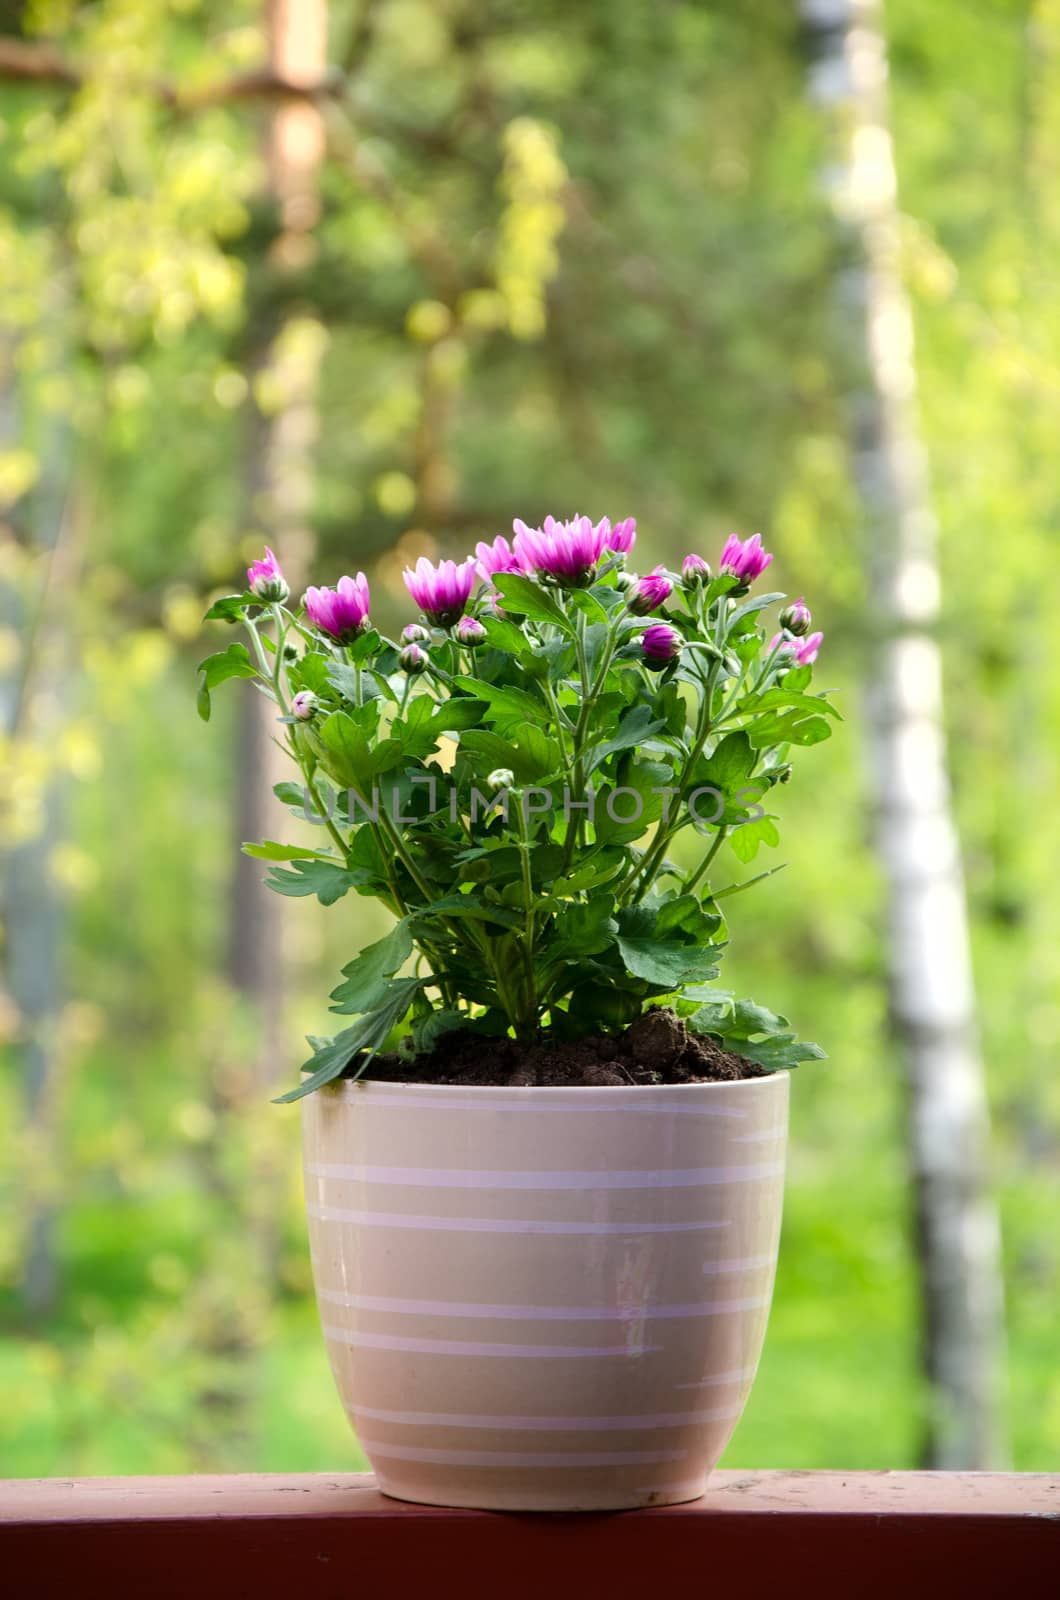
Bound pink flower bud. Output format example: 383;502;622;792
779;597;811;636
641;622;681;668
291;690;318;720
627;566;674;616
455;616;487;647
399;642;429;674
682;553;711;585
247;546;289;603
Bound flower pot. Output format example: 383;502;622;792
303;1072;788;1512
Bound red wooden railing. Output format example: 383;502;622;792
2;1471;1057;1599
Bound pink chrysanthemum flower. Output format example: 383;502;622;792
475;535;527;585
719;533;773;584
403;556;478;628
304;574;371;643
770;629;823;666
512;515;609;586
793;630;823;665
604;517;637;555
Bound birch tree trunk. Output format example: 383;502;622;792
226;0;328;1088
799;0;1007;1466
193;1;330;1463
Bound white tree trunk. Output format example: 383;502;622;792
227;0;328;1088
799;0;1007;1466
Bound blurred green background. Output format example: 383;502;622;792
2;0;1058;1477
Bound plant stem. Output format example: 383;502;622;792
683;825;728;898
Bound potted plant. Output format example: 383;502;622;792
199;518;833;1511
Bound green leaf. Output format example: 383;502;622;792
459;678;551;735
196;642;257;718
654;894;723;941
559;850;627;894
547;898;619;964
411;894;525;931
315;711;374;790
729;816;780;863
265;859;368;905
412;1007;467;1053
587;705;666;773
242;840;335;863
699;730;756;789
615;934;723;988
391;695;441;760
569;590;611;627
326;662;365;700
493;572;574;633
703;573;742;606
329;921;414;1013
274;780;308;808
292;653;332;695
480;615;535;657
746;712;832;748
730;997;791;1036
736;1035;827;1070
742;686;841;721
431;697;486;734
203;592;254;623
275;977;425;1103
727;591;785;629
348;628;382;663
198;641;257;687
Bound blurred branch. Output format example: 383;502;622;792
0;36;345;108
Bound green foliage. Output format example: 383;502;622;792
205;544;832;1090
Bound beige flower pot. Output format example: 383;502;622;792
303;1072;788;1512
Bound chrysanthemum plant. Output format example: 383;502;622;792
200;521;833;1100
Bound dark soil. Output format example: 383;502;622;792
361;1007;767;1088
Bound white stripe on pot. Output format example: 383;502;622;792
305;1160;784;1189
701;1253;775;1276
322;1325;664;1358
335;1094;748;1119
318;1286;771;1320
306;1204;731;1235
358;1439;689;1467
352;1403;743;1430
729;1124;789;1143
674;1364;759;1390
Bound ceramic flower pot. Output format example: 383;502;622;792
303;1072;788;1512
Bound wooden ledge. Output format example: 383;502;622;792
2;1471;1057;1599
